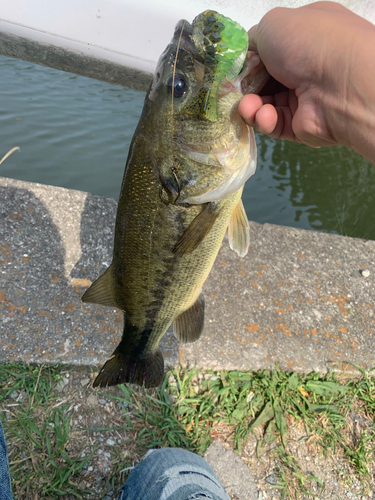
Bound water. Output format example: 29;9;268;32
1;56;374;240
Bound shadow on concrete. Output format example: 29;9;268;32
70;193;117;282
0;185;69;362
0;184;126;366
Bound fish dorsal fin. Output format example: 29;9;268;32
228;199;250;257
173;202;220;257
173;293;205;343
81;266;118;308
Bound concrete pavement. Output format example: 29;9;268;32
1;176;374;375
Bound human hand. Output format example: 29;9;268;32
239;1;375;158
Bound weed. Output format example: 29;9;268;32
1;364;91;498
0;363;374;499
165;367;373;497
106;378;192;451
270;448;324;499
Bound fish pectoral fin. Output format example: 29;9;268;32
93;349;164;389
173;293;205;343
81;265;118;308
228;199;250;257
173;202;220;257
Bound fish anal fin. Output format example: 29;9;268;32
173;293;205;343
93;349;164;389
228;199;250;257
81;266;118;308
173;202;220;257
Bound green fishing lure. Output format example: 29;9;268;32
187;10;249;121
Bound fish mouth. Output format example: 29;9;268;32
186;10;249;121
170;21;268;97
238;52;270;96
169;19;206;66
165;11;250;122
172;19;195;48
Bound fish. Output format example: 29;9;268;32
82;10;269;388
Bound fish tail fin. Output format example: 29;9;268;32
93;349;164;388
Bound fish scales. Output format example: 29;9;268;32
114;132;242;335
82;10;269;388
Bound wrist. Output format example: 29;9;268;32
322;20;375;162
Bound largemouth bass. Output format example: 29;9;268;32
82;10;269;388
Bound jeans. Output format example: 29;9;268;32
0;418;12;500
0;416;227;500
118;448;229;500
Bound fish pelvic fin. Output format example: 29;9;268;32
173;202;220;257
93;349;164;389
228;199;250;257
173;293;205;343
82;265;118;308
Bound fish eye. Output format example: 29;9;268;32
167;75;188;98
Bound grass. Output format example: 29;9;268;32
0;364;93;498
0;363;374;499
167;367;374;498
270;449;324;499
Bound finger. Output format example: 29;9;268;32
274;91;290;107
238;94;264;127
268;106;296;141
288;89;298;116
247;24;259;52
239;94;276;125
254;104;279;135
260;95;275;105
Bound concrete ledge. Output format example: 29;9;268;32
0;31;153;92
1;176;374;374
